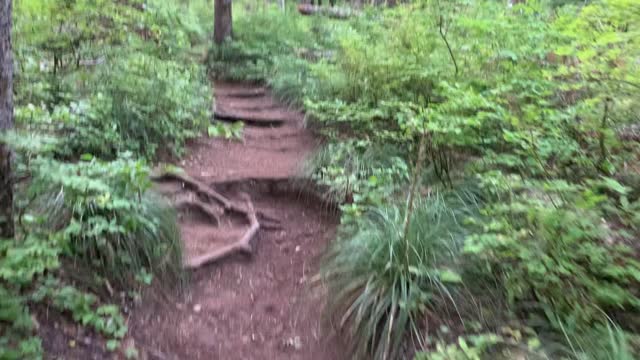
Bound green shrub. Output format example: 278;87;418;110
5;0;213;355
60;54;211;160
563;323;639;360
142;0;214;58
307;140;409;221
323;192;479;359
0;285;44;360
24;154;183;286
465;175;640;328
1;133;184;355
414;332;539;360
32;277;128;347
207;5;313;81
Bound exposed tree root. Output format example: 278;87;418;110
174;198;222;226
257;212;281;226
184;193;260;269
152;171;283;269
153;171;284;222
151;171;233;209
227;104;280;112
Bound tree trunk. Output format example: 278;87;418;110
0;0;14;238
214;0;233;45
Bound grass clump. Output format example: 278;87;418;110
323;191;480;359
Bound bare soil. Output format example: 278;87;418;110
128;82;342;359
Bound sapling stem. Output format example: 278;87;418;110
403;128;428;266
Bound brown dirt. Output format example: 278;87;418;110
126;82;344;360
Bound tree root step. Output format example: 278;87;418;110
216;88;266;98
214;110;286;127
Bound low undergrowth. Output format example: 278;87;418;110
2;0;213;357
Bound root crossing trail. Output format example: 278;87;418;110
130;83;343;360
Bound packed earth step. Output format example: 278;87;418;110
214;105;299;126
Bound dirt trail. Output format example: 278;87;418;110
129;83;343;360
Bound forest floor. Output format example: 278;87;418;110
127;82;343;360
38;82;343;359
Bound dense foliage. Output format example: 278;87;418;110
210;0;640;358
1;0;213;357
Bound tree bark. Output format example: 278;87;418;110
214;0;233;45
0;0;14;238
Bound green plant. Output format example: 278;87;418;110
568;323;638;360
415;330;546;360
323;191;479;359
63;54;211;160
208;121;244;140
207;5;317;82
22;155;184;286
32;278;127;347
13;0;213;161
415;334;504;360
5;0;214;356
0;139;184;354
465;175;640;328
0;285;43;360
308;140;409;214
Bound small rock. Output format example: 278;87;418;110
193;304;202;313
283;336;302;350
292;336;302;350
295;246;301;252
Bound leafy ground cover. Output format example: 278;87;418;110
1;0;213;357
